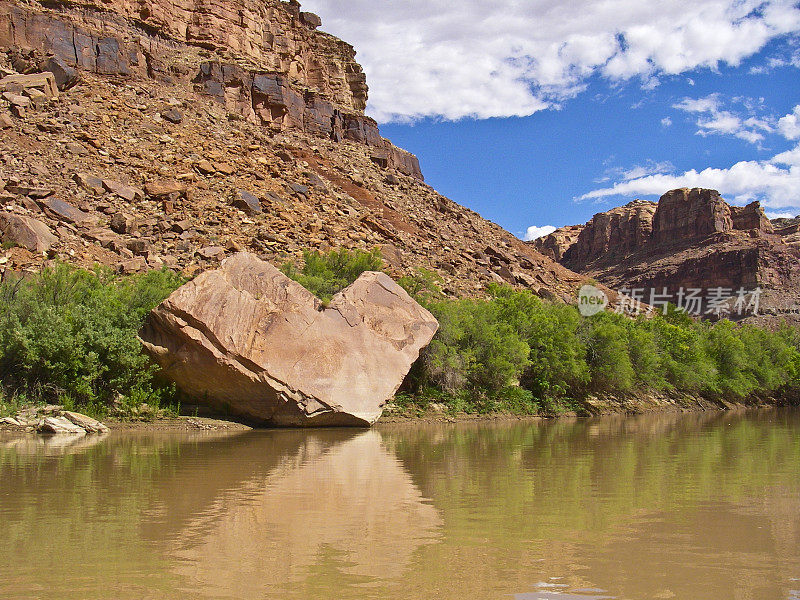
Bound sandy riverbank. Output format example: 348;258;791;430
1;390;796;435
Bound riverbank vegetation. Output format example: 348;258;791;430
284;250;800;415
1;251;798;420
404;281;800;414
0;264;184;419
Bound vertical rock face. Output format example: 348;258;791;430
651;188;732;244
731;202;774;233
561;200;657;270
532;188;799;323
539;189;777;271
0;0;364;110
192;61;421;177
0;0;422;178
650;189;774;243
532;225;584;262
139;253;439;427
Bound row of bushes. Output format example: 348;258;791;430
0;250;386;416
0;264;184;417
410;284;800;412
283;249;800;414
1;250;798;418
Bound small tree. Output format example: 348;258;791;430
281;248;383;302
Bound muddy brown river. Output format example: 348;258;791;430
1;409;799;599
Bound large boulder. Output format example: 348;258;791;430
0;211;58;252
139;252;438;427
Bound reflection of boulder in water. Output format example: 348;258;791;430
0;432;108;456
168;430;442;595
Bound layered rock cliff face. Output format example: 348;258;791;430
1;0;365;108
771;216;800;249
0;0;591;303
650;188;774;246
549;200;657;269
534;188;800;323
533;225;583;262
0;0;419;177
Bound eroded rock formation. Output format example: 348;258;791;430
532;224;584;262
1;0;363;107
534;188;800;322
139;252;439;426
0;0;420;177
650;188;733;245
192;60;420;177
554;200;657;269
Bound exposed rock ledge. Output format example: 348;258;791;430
139;252;438;427
1;405;109;434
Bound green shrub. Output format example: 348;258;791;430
702;320;755;397
0;264;184;412
281;248;383;301
781;325;800;386
582;315;635;392
649;317;715;392
422;297;530;393
625;318;666;389
734;324;800;394
486;285;589;401
414;284;800;411
397;267;445;305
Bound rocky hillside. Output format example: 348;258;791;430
0;0;590;301
534;188;800;323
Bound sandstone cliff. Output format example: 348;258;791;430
556;200;657;269
534;188;800;323
532;224;583;262
1;0;419;177
0;0;591;303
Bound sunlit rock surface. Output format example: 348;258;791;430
139;252;438;426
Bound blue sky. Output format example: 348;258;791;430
302;0;800;239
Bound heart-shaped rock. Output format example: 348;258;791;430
139;252;438;426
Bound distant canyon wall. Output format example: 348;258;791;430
533;188;800;322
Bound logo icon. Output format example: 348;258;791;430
578;284;608;317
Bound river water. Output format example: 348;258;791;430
1;409;799;600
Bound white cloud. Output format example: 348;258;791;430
622;162;676;180
602;160;676;182
672;93;775;144
579;142;800;210
778;105;800;139
524;225;557;241
766;211;798;219
302;0;800;122
674;95;721;113
661;117;673;127
749;47;800;73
